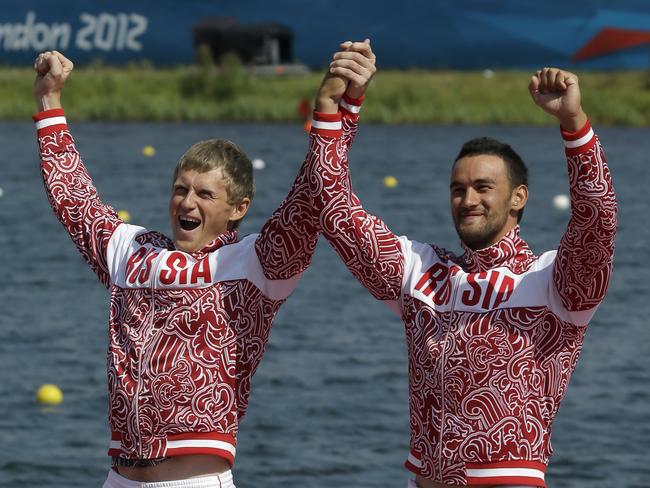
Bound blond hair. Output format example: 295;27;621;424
173;139;255;229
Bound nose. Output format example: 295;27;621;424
179;191;197;210
460;188;479;208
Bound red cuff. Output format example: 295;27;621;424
560;118;591;140
340;94;364;115
561;119;596;156
343;94;365;105
33;108;65;122
34;109;68;136
310;110;342;138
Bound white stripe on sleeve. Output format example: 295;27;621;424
35;116;67;130
340;99;361;113
311;119;342;130
563;128;594;148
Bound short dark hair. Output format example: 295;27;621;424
454;137;529;222
173;139;255;230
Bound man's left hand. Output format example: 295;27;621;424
331;39;376;100
529;67;587;132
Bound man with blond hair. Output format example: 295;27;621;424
32;46;373;487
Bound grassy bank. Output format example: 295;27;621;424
2;63;649;125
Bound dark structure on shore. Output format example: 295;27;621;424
192;18;293;65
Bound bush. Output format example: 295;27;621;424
215;51;251;99
180;47;250;100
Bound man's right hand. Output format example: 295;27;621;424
34;51;73;111
332;39;376;100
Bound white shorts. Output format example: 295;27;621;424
103;469;235;488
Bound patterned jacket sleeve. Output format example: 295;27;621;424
340;94;364;151
255;97;365;280
35;109;122;288
307;109;404;301
554;120;617;312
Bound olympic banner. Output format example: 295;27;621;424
1;1;649;69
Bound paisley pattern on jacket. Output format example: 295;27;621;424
310;116;616;486
35;105;360;463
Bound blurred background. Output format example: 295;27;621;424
0;0;648;124
0;1;648;488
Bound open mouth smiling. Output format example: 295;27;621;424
179;216;201;231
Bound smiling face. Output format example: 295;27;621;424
169;168;250;253
450;154;527;250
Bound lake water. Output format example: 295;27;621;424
0;121;647;487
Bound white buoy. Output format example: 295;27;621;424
252;158;266;170
552;194;570;211
483;69;495;79
0;187;4;198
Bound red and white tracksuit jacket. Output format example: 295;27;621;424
309;105;617;486
33;108;347;466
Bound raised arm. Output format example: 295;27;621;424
309;41;404;301
253;140;320;279
254;41;375;280
34;51;122;287
529;68;617;312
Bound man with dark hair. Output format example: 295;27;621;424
451;137;530;245
32;48;373;487
454;137;528;223
312;55;617;487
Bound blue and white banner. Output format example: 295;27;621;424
1;1;649;69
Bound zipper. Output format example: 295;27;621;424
134;249;166;458
438;266;461;475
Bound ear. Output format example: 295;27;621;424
511;184;528;212
229;197;251;224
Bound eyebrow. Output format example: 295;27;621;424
450;177;496;189
473;178;496;186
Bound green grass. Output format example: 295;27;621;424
4;65;650;125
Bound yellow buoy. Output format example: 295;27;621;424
117;210;131;222
383;175;398;188
37;384;63;405
142;145;156;157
